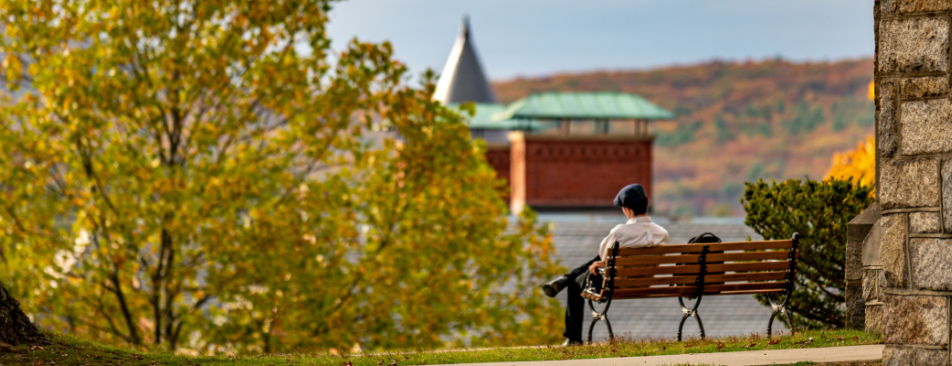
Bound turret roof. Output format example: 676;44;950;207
433;17;497;104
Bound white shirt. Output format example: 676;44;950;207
598;216;669;261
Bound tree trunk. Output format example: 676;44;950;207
0;281;48;346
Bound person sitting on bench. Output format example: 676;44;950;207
540;183;669;345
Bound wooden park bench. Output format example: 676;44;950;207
580;233;801;343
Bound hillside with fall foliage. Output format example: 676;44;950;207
492;58;875;216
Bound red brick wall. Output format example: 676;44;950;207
484;147;510;183
484;146;511;203
512;135;653;208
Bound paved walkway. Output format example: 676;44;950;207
445;345;884;366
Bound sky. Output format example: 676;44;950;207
326;0;874;81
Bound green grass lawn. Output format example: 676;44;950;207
0;329;881;366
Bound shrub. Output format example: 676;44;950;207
741;177;874;329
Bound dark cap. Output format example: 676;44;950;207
613;184;648;214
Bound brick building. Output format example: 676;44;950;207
435;18;674;212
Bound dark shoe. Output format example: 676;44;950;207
542;276;570;298
561;338;583;347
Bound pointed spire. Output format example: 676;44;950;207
461;15;470;41
433;16;497;104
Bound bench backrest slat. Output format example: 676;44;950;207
613;249;791;267
612;263;803;278
705;251;790;262
615;240;793;256
614;254;706;266
706;261;790;273
705;271;787;283
614;265;701;277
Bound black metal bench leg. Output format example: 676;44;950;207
586;298;614;344
677;310;705;341
587;313;613;344
767;293;796;338
768;307;796;338
677;296;705;341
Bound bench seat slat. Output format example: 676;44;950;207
703;282;787;293
611;271;787;289
611;286;696;299
615;240;793;256
609;287;788;300
703;288;786;296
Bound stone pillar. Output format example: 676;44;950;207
875;1;952;363
846;203;881;330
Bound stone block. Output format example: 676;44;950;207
878;268;888;296
847;238;864;280
883;346;949;366
881;214;909;288
900;100;952;155
912;238;952;290
901;77;949;99
867;304;883;333
899;0;952;13
910;212;941;233
880;81;900;159
882;0;898;14
878;17;949;74
864;269;881;301
944;161;952;233
845;282;866;329
880;159;941;209
883;295;948;345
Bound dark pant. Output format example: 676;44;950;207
563;255;602;341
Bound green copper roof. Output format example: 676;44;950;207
496;92;675;121
448;103;548;131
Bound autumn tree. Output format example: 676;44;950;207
0;0;563;353
826;83;876;193
825;135;875;193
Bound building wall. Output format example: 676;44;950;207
875;1;952;363
485;145;511;201
509;133;653;210
485;146;511;183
